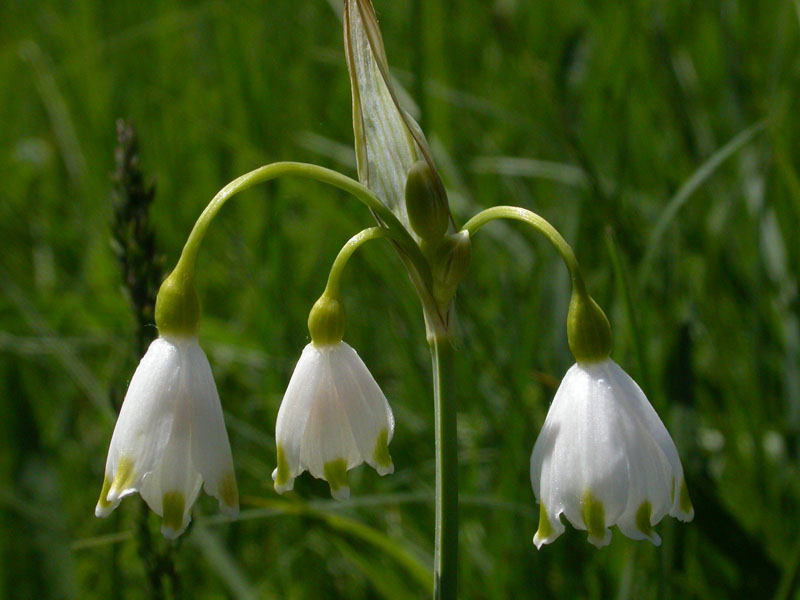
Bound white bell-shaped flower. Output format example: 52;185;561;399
96;335;238;538
272;341;395;500
530;358;693;549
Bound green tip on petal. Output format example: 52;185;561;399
679;479;694;518
373;428;393;475
324;459;350;500
219;472;239;513
635;501;653;537
535;501;554;542
581;490;608;547
162;491;185;538
109;456;135;497
95;476;113;516
274;444;291;492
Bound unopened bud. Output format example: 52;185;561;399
405;160;449;242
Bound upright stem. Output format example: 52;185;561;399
430;334;457;600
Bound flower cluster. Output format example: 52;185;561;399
95;0;693;553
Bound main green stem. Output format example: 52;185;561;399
430;335;457;600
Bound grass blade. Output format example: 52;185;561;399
637;120;766;289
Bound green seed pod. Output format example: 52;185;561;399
154;267;200;337
567;291;613;364
308;294;345;346
405;160;449;242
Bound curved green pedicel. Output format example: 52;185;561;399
176;162;433;296
635;501;653;537
581;490;606;542
460;205;612;364
536;501;554;541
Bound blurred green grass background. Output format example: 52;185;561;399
1;0;799;598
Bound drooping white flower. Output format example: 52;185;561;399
96;335;238;538
272;341;395;500
530;359;693;549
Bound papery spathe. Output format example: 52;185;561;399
530;359;693;549
344;0;444;237
96;336;238;538
273;341;395;500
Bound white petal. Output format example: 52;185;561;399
274;344;325;493
547;363;628;545
299;346;363;495
185;342;238;517
102;338;181;506
139;374;203;539
329;342;395;474
605;360;691;520
274;342;395;499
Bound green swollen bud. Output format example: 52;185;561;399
405;160;449;242
429;230;471;308
308;294;345;346
155;266;200;337
567;290;612;364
